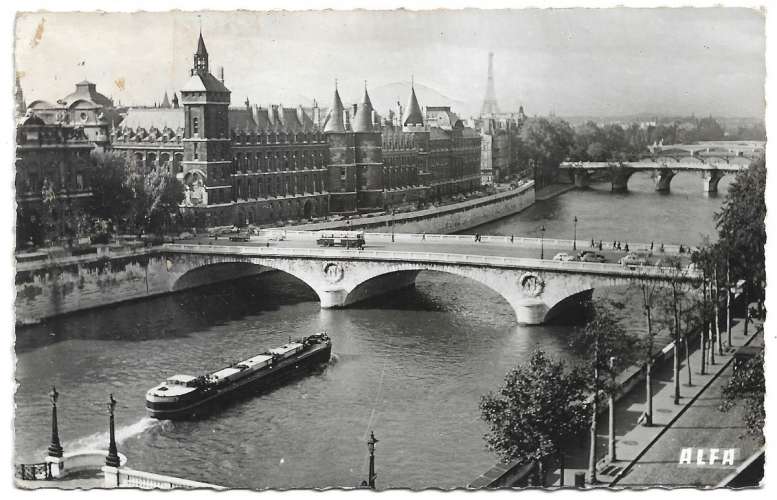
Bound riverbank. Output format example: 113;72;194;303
277;181;535;234
535;183;576;201
471;314;763;488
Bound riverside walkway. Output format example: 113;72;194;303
546;314;762;487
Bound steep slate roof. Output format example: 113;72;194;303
252;105;272;129
228;108;257;130
352;88;374;133
402;86;424;127
181;72;230;93
323;88;345;133
425;106;462;131
429;127;451;141
196;32;208;56
121;108;185;130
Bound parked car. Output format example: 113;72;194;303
619;253;649;266
553;252;580;262
579;251;606;263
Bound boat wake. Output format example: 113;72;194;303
65;417;162;454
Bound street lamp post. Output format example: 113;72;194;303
391;209;395;243
367;431;378;489
105;394;120;468
573;216;578;251
608;356;616;462
48;386;63;458
540;225;546;260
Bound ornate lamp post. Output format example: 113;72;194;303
105;394;120;468
367;431;379;489
540;225;546;260
573;216;578;251
48;386;63;458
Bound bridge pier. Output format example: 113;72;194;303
609;165;635;192
701;170;725;194
654;168;676;192
573;170;591;188
318;288;349;308
513;299;548;325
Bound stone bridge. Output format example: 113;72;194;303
560;141;762;193
560;160;748;194
160;243;701;325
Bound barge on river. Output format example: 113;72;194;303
146;333;331;419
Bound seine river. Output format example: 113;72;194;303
14;172;732;489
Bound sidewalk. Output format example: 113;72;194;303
546;314;762;487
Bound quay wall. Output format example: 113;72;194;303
14;248;270;325
286;182;535;234
15;184;536;324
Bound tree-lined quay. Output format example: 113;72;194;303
478;155;765;487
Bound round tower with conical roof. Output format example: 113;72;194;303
353;85;384;209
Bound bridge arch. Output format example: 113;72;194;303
159;250;701;326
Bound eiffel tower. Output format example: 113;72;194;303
480;52;500;116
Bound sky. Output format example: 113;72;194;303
14;8;766;118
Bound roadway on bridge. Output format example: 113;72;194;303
184;235;692;267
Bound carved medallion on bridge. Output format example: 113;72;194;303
323;263;344;284
519;273;545;297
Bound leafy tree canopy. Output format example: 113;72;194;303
480;348;589;466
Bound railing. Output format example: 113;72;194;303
560;161;747;172
15;244;153;272
162;243;702;280
258;229;690;255
114;467;225;490
16;462;52;481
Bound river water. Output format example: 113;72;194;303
14;172;731;489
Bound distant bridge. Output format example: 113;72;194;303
160;240;701;325
560;140;762;193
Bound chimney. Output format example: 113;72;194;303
219;66;225;83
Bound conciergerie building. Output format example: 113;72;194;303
108;33;482;226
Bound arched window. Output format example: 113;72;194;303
192;117;199;136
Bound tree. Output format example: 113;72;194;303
569;302;641;483
480;348;589;486
517;117;574;189
720;348;765;440
630;273;661;426
87;151;135;233
655;258;692;405
715;157;766;319
141;168;185;234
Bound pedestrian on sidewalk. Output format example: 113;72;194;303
598;241;603;251
650;241;654;251
624;243;629;252
510;234;514;243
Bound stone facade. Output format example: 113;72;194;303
18;33;485;228
15;113;98;243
